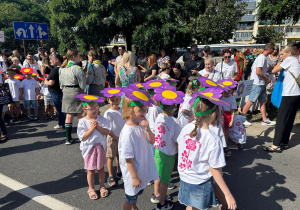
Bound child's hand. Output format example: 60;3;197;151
141;119;150;132
90;120;98;129
225;194;237;210
131;177;141;188
229;121;233;128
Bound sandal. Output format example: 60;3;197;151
116;172;122;179
0;135;9;143
263;146;282;153
87;189;98;200
280;143;289;149
100;187;109;198
107;176;116;186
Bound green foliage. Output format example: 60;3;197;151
257;0;300;25
191;0;246;44
253;26;284;44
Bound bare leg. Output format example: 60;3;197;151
26;109;31;116
87;170;95;190
97;167;106;188
65;113;74;123
240;100;254;116
9;104;14;117
116;153;121;173
123;201;133;210
107;157;114;177
154;179;160;197
45;105;49;116
158;182;168;205
49;105;54;117
186;206;199;210
34;108;38;116
259;100;267;121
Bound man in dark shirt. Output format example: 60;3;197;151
45;54;66;133
184;47;204;77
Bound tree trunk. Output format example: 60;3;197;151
124;31;133;51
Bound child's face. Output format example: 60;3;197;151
6;72;15;78
25;74;32;79
108;96;121;109
223;89;232;97
83;103;99;118
132;105;147;121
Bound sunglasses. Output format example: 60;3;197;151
224;56;231;59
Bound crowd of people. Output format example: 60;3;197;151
0;42;299;210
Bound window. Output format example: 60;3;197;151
297;28;300;32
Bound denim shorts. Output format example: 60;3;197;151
178;178;218;210
125;189;144;204
24;100;38;110
249;84;266;102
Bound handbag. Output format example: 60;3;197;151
271;69;284;108
0;83;13;105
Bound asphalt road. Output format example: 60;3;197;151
0;104;300;210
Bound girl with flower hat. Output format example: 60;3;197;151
177;88;237;210
76;94;111;200
118;87;158;210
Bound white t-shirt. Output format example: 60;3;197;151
198;69;221;82
5;79;21;101
280;56;300;96
154;114;181;155
77;115;111;158
146;105;163;133
215;60;238;79
104;108;125;137
228;115;246;144
24;63;39;73
221;95;237;112
177;123;226;184
159;73;170;80
40;85;52;99
250;54;268;85
209;123;227;148
118;124;159;196
21;79;39;100
0;61;6;71
177;94;194;128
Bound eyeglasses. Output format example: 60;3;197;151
118;49;122;51
224;56;231;59
84;107;99;111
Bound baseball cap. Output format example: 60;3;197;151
203;45;211;52
191;47;199;53
37;47;45;51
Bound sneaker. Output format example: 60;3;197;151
262;118;276;126
156;200;173;210
54;125;62;129
10;117;16;123
167;183;175;190
28;116;34;121
34;116;38;121
65;140;73;145
56;128;65;133
151;194;171;204
243;120;252;126
147;181;154;186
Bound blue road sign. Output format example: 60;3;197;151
13;21;49;40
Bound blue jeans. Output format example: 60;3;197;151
50;92;66;128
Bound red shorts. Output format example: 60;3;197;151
223;111;232;129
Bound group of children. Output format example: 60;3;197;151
76;77;242;210
2;67;54;122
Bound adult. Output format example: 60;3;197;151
11;57;23;68
0;55;7;71
232;48;246;81
12;50;25;63
45;54;65;133
184;47;205;77
34;47;45;63
137;49;147;82
172;63;187;92
199;56;221;82
142;53;159;82
24;55;40;73
115;45;126;75
157;48;170;68
202;45;211;59
59;49;86;145
0;74;8;143
182;48;192;64
239;43;276;126
215;49;238;80
292;42;300;62
264;46;300;152
245;47;258;80
158;63;171;80
107;46;118;87
266;45;280;108
115;51;140;87
40;56;52;75
86;49;106;96
50;48;56;55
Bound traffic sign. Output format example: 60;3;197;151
13;21;49;40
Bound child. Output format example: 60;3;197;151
77;100;111;200
37;81;54;120
20;69;40;121
152;87;183;209
177;95;237;210
177;79;200;128
118;90;158;210
5;69;22;122
221;88;238;149
103;90;125;187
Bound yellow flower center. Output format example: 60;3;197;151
149;82;162;87
206;80;217;86
133;91;149;101
202;92;213;97
107;89;120;94
223;81;232;86
136;84;143;87
162;90;177;99
84;95;98;100
24;69;30;72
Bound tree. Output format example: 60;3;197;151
191;0;246;44
253;26;284;44
257;0;300;25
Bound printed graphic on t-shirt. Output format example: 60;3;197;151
154;122;170;148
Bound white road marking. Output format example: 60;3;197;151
0;173;78;210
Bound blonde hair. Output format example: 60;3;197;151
253;48;264;56
121;97;146;120
61;49;80;67
190;98;220;138
11;56;20;63
204;56;214;65
160;63;171;71
88;49;98;62
42;57;52;70
282;45;295;56
122;51;136;66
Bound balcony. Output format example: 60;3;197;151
240;15;255;22
234;37;253;42
285;32;300;38
236;26;254;31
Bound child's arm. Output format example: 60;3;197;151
109;131;119;141
81;121;97;142
95;125;110;136
229;109;235;128
210;167;237;210
182;109;192;118
36;93;43;100
141;119;155;144
126;158;141;188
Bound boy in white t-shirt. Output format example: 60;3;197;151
103;94;125;187
20;72;40;121
5;69;22;122
37;82;54;120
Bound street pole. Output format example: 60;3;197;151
23;40;26;56
41;40;43;48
